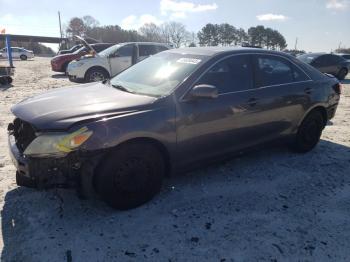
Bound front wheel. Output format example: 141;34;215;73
292;111;325;153
20;54;27;61
95;142;165;210
85;68;109;83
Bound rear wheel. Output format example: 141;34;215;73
0;76;12;85
85;68;109;83
337;68;348;80
95;142;165;210
20;54;27;61
292;110;325;153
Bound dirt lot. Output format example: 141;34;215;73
0;57;350;261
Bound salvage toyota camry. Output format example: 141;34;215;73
8;47;341;210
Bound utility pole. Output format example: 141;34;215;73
294;37;298;50
58;11;63;51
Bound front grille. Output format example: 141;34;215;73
12;118;37;153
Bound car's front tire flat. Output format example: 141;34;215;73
292;110;325;153
95;142;165;210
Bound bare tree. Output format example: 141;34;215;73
66;17;86;37
139;23;164;42
164;22;189;48
83;15;100;29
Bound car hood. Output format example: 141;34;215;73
11;82;157;130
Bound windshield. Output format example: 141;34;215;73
73;46;87;54
110;52;207;97
99;44;123;57
298;53;321;64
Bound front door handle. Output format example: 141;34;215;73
247;98;258;107
304;87;312;94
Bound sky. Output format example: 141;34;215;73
0;0;349;52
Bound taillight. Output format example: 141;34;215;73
332;83;342;95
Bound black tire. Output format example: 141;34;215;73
0;76;12;85
62;61;70;73
84;68;109;83
20;54;27;61
0;77;6;85
6;76;13;84
292;110;325;153
337;68;348;80
95;142;165;210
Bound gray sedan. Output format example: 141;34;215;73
8;47;341;209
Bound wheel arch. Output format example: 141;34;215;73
115;137;171;176
298;105;328;127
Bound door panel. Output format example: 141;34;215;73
176;54;259;165
253;55;312;138
109;45;133;76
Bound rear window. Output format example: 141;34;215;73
255;55;309;87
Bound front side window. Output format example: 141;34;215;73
116;45;133;57
197;55;253;94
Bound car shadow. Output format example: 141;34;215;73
51;74;67;79
0;83;13;91
1;140;350;261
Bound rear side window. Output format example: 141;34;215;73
254;55;308;87
139;45;158;56
328;55;344;64
198;55;253;94
156;45;169;52
313;55;330;67
343;55;350;59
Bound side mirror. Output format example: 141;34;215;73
188;84;218;100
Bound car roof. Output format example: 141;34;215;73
91;43;114;46
118;42;170;46
165;46;293;57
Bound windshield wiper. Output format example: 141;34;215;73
111;84;135;94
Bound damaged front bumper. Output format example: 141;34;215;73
8;134;82;189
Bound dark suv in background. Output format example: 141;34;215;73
297;53;350;80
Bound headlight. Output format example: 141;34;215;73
24;127;93;157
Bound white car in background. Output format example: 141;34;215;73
0;47;34;60
67;41;170;83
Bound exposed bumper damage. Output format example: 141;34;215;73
8;133;103;197
9;133;81;189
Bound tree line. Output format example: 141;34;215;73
64;15;287;50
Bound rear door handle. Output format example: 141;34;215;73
304;87;312;94
247;98;258;107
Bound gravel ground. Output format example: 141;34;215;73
0;57;349;262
